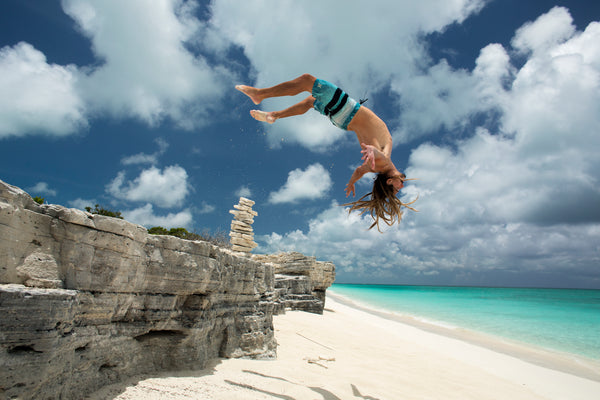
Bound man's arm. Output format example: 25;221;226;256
346;143;397;197
345;164;370;197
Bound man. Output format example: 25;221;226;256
236;74;416;230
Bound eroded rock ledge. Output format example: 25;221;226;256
0;179;334;399
252;252;335;314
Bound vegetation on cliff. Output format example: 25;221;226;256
148;226;230;248
85;204;123;219
31;194;229;248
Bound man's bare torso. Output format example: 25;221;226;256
347;106;393;158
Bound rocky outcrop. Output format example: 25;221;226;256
252;252;336;314
0;180;277;400
229;197;258;253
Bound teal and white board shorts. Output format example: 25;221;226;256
312;79;361;130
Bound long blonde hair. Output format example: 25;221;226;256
343;173;418;231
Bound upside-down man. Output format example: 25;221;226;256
236;74;417;230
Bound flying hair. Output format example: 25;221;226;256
343;173;418;231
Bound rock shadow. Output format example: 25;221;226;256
84;359;222;400
240;370;343;400
351;383;381;399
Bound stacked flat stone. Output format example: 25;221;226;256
229;197;258;252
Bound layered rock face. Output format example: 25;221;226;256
0;180;277;400
252;252;336;314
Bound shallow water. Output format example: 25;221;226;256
329;284;600;360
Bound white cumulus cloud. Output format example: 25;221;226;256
107;165;189;208
121;137;170;165
235;185;252;198
0;42;87;138
123;203;193;228
120;153;158;166
61;0;232;129
511;6;576;54
69;198;97;210
268;163;332;204
28;182;58;197
1;0;240;138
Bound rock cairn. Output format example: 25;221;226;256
229;197;258;253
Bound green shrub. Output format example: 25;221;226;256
167;227;194;239
148;226;169;235
33;196;45;205
148;226;231;248
85;204;123;219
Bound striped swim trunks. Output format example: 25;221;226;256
312;79;361;130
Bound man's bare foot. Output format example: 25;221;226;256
250;110;275;124
235;85;261;105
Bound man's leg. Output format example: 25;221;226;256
236;74;316;105
250;96;315;124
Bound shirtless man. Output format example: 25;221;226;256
236;74;416;229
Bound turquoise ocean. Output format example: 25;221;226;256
329;284;600;360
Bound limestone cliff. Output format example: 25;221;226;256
0;180;279;399
252;252;336;314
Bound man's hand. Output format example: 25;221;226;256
345;181;356;197
346;163;371;197
360;143;376;170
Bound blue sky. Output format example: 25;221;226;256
1;0;599;288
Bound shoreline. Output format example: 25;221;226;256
327;291;600;383
88;293;600;400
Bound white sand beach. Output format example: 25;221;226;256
89;294;600;400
